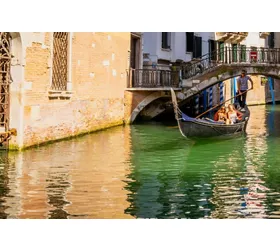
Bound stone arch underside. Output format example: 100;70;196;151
127;92;171;124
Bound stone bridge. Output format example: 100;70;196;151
125;47;280;123
181;63;280;101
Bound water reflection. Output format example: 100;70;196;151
0;152;10;219
209;105;270;218
125;105;280;218
0;126;133;219
1;105;280;219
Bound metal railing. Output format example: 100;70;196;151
128;69;180;88
182;47;280;80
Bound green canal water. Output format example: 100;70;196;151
1;105;280;219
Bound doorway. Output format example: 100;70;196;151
130;33;141;87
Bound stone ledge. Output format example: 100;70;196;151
48;90;74;100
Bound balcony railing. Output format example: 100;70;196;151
181;47;280;80
127;69;180;88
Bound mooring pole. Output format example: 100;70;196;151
269;77;275;105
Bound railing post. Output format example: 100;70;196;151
157;70;160;87
152;70;155;87
209;87;213;108
179;70;182;87
219;82;224;104
233;77;237;104
227;46;229;63
237;46;240;63
129;68;132;88
228;46;231;64
126;69;129;88
203;89;207;111
138;69;142;87
195;95;199;116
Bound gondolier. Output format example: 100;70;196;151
237;70;254;111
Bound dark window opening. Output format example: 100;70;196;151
162;32;171;49
186;32;194;53
208;39;216;60
193;36;202;58
268;32;275;48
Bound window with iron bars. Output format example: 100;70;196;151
51;32;68;91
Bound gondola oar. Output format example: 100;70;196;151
195;88;252;119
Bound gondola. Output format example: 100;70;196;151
170;88;250;139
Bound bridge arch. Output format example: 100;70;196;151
127;91;171;124
182;64;280;100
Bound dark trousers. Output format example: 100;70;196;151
237;90;247;108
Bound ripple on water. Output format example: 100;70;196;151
1;106;280;218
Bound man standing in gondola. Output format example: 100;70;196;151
237;70;254;111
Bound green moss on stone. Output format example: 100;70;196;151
8;120;124;151
255;66;266;73
228;69;234;76
7;144;20;151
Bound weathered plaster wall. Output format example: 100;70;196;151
9;32;131;149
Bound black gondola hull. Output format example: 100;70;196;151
170;88;250;139
178;119;248;139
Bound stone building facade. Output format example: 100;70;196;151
0;32;135;150
267;32;280;103
221;32;280;105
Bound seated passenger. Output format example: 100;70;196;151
227;104;242;124
215;106;227;123
233;104;244;120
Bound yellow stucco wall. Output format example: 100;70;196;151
9;32;131;149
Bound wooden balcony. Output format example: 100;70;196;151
259;32;270;38
216;32;248;43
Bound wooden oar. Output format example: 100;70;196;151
195;88;252;119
